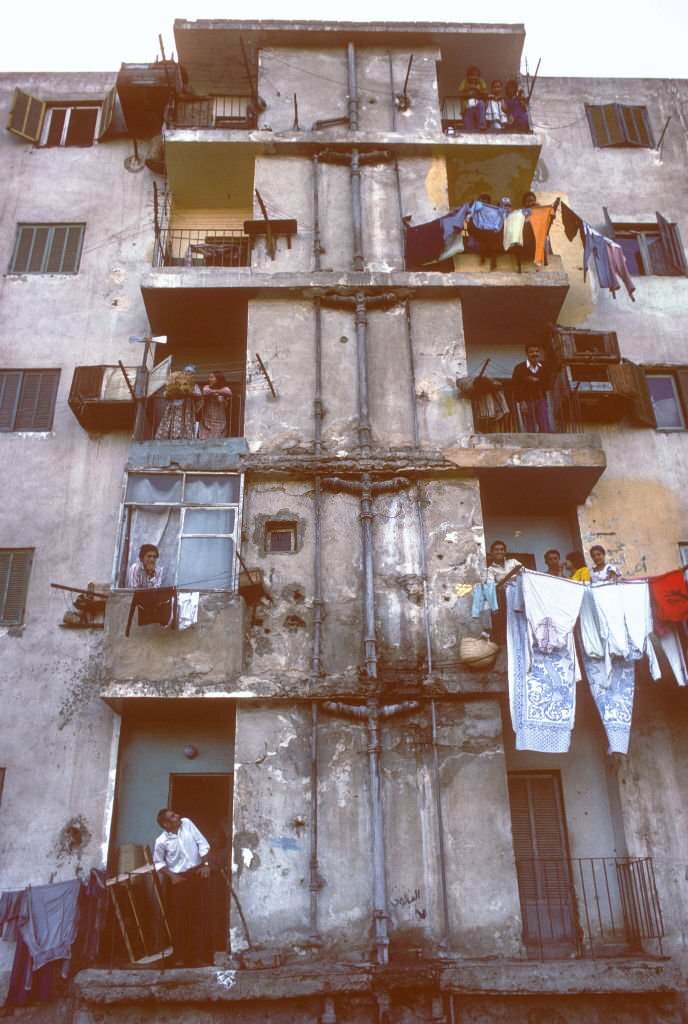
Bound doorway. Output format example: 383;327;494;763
508;770;578;957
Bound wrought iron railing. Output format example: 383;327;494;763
515;857;664;960
441;97;532;134
153;229;252;269
136;392;244;441
467;376;584;434
169;95;256;130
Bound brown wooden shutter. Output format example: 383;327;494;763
0;372;22;431
609;361;657;427
0;549;33;625
14;371;59;430
656;212;688;276
675;369;688;423
620;105;653;147
6;88;46;142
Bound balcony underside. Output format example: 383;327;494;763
75;957;681;1005
446;433;606;511
141;271;569;338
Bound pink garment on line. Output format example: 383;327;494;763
608;242;636;301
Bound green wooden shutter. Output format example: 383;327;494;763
0;549;33;625
656;212;688;276
14;371;59;430
620;105;653;147
98;87;117;140
0;372;22;431
6;88;46;142
586;104;624;147
508;772;571;902
609;361;657;427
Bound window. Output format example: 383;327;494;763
6;87;117;145
0;549;34;625
9;224;85;275
0;370;60;431
604;210;687;277
585;103;653;148
679;544;688;567
644;369;688;431
551;328;620;363
0;767;4;806
266;521;297;553
117;472;242;590
42;106;100;147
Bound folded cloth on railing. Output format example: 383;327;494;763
190;242;245;256
125;587;177;637
19;880;81;972
177;591;200;630
405;205;471;268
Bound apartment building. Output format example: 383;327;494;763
0;18;686;1023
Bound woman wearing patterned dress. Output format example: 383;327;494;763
198;371;232;440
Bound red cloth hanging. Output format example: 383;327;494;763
650;569;688;623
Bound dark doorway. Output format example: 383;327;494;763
169;773;233;953
508;771;578;957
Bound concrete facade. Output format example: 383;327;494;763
0;21;687;1023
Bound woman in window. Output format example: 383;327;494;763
198;371;232;440
127;544;164;589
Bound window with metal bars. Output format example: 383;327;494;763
0;370;60;432
585;103;654;148
9;223;85;274
0;549;34;625
266;522;297;553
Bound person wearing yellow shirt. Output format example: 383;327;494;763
565;550;591;583
458;65;488;131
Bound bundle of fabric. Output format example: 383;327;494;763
164;370;197;398
460;635;499;670
579;579;660;753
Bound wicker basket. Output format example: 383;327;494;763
460;635;499;670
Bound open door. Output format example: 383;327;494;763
169;772;233;954
508;771;578;957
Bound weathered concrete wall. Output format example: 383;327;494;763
232;699;522;959
0;73;154;968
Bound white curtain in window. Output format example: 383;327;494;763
127;507;180;586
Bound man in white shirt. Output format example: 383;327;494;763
154;809;211;966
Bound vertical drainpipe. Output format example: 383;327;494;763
354;293;372;455
347;42;365;271
310;151;325;943
367;700;388;963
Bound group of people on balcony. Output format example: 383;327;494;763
455;66;530;132
154;366;232;441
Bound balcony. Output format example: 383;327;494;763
68;365;137;433
466;376;584;435
168;94;256;130
101;590;245;702
515;857;665;961
153;228;251;269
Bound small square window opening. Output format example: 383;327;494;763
267;524;297;553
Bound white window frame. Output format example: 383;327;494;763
40;103;102;147
115;471;244;592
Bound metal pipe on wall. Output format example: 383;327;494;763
312;155;322;272
347;42;359;130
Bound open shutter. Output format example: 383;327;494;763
97;86;117;140
656;212;688;276
609;361;657;427
6;88;46;142
586;104;624;147
147;355;172;395
0;372;22;431
675;370;688;423
549;329;575;364
14;371;59;430
0;549;33;625
620;105;653;147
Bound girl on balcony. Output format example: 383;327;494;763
198;372;232;439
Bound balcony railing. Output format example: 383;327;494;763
136;392;244;441
441;97;532;135
515;857;664;961
168;95;256;130
467;376;585;434
69;365;137;433
153;229;251;269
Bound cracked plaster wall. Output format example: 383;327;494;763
232;700;522;958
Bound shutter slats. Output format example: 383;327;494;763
61;225;84;273
0;550;33;625
656;212;688;276
0;373;22;431
609;361;657;427
6;88;46;142
10;225;83;274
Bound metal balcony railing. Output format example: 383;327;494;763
515;857;664;961
153;229;251;269
168;95;256;130
441;97;533;135
468;376;585;434
136;392;244;442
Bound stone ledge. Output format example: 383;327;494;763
74;958;681;1005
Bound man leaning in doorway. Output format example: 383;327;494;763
511;343;554;432
154;809;211;967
